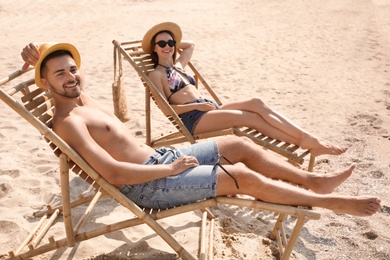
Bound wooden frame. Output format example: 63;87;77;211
112;40;316;172
0;68;320;260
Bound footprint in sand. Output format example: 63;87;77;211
367;170;385;179
0;220;27;244
0;169;20;178
0;182;12;199
380;205;390;216
348;113;389;140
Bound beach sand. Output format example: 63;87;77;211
0;0;389;259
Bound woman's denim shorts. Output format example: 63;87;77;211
119;140;220;209
179;98;220;134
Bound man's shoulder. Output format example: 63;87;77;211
52;111;85;132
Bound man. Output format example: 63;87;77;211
21;42;381;216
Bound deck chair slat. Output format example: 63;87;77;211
287;145;300;153
21;87;45;103
137;60;154;71
7;78;35;96
31;101;54;117
129;52;150;60
24;93;52;110
39;111;54;126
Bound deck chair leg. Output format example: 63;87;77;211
280;216;306;260
141;213;196;260
208;218;215;260
145;89;151;146
308;155;316;172
74;190;103;233
33;192;105;218
199;211;208;260
269;214;287;257
60;153;76;247
14;215;48;255
269;214;285;240
29;209;60;250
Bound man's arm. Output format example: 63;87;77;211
21;42;43;70
56;116;198;187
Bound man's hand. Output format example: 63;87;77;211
21;42;41;70
169;155;199;176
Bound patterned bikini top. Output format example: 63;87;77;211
159;64;196;100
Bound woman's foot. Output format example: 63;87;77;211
300;134;348;157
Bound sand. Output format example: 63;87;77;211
0;0;389;259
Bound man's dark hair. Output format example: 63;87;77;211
40;50;74;77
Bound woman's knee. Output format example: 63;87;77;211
249;97;271;111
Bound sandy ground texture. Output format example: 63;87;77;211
0;0;389;259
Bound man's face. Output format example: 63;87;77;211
41;55;82;98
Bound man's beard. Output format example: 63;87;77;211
49;80;81;98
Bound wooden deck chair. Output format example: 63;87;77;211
0;68;320;260
112;40;316;172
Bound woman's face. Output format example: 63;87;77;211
154;32;175;58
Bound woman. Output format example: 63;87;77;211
142;22;347;157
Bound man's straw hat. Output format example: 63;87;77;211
35;42;81;89
141;22;182;54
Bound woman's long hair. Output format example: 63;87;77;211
150;30;177;68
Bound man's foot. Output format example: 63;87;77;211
310;164;355;194
329;197;381;216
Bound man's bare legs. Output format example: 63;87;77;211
216;166;381;216
218;97;348;156
216;137;352;194
213;136;382;216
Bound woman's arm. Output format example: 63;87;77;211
171;102;217;115
176;40;195;68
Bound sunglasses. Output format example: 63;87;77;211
155;40;176;48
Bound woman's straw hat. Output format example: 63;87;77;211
35;42;81;89
142;22;182;54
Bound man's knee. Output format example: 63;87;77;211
235;168;267;192
233;136;254;147
221;136;254;158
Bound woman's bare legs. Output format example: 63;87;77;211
194;109;298;143
195;97;347;156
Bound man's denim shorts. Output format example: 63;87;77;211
179;98;220;134
119;140;220;209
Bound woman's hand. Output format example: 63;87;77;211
194;102;218;112
169;155;199;176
